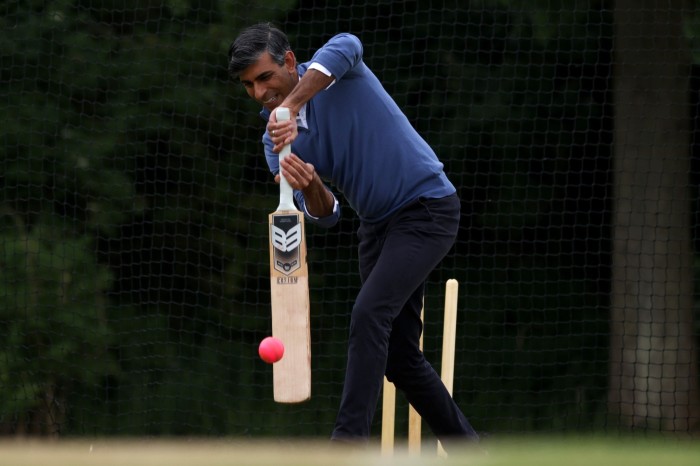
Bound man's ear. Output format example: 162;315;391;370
284;50;296;72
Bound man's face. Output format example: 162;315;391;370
239;50;297;111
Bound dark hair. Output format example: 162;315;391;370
228;22;290;78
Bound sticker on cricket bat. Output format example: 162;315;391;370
271;215;302;274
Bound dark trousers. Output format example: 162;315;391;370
331;193;478;445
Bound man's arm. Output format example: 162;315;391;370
301;174;336;219
269;33;363;149
267;69;335;152
280;69;335;119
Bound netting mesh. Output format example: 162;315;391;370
0;0;698;438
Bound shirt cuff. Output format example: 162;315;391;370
304;196;339;220
309;62;336;89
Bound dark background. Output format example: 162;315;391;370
0;0;697;437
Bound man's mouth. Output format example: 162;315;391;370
263;95;278;105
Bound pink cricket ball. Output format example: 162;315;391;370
258;336;285;364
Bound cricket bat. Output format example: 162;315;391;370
268;107;311;403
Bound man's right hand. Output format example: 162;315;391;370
267;107;298;153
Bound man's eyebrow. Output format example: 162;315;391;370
241;71;273;85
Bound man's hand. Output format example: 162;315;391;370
276;153;335;218
267;107;298;153
275;153;314;191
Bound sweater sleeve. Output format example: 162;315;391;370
309;33;363;80
294;189;341;229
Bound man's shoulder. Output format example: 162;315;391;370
311;33;362;56
329;32;359;41
307;33;364;77
325;33;362;48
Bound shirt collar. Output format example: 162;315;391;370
259;103;308;130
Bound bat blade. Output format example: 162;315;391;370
268;107;311;403
269;210;310;403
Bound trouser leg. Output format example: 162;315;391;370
331;194;477;444
387;288;479;441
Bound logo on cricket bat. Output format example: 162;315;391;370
271;214;302;275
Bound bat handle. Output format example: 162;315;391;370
275;107;295;211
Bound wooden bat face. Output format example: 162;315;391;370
269;211;311;403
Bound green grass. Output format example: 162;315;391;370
1;436;698;466
473;436;700;466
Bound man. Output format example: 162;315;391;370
228;22;479;447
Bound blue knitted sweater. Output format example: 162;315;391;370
261;33;455;225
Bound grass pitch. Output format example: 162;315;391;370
1;435;698;466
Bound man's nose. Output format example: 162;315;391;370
254;83;267;101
